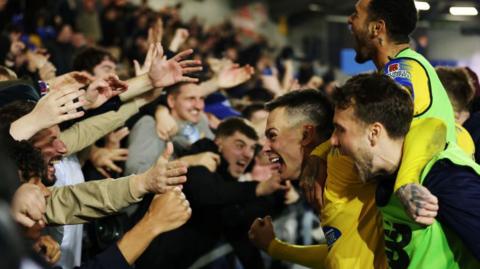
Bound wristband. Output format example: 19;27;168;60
38;80;49;96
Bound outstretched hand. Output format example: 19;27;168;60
217;64;255;89
140;142;188;194
46;71;93;92
90;146;129;178
134;43;157;76
148;44;202;88
39;85;86;126
84;75;128;110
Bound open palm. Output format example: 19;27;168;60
149;44;203;88
218;65;254;89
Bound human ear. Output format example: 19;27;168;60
368;123;382;146
167;95;175;109
369;20;385;38
301;125;315;146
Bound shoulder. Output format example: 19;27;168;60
384;58;428;86
132;115;156;130
187;165;215;178
129;115;157;139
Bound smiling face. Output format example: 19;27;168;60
168;83;205;124
216;131;257;178
263;107;305;180
31;125;67;185
330;106;376;182
348;0;375;63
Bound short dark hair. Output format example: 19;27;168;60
0;100;35;130
215;117;258;141
332;73;413;139
242;103;266;121
165;83;186;98
72;47;116;74
436;66;475;112
265;89;334;140
368;0;417;44
9;140;46;183
244;88;274;103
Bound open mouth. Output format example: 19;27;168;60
267;154;284;171
236;160;247;168
47;157;61;176
189;110;200;116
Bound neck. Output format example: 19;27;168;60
373;40;410;70
375;137;404;175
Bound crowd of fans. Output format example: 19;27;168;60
1;0;480;269
0;1;321;268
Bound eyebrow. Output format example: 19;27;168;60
265;128;275;135
333;122;345;130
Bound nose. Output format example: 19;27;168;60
262;141;272;153
195;99;205;110
330;133;339;147
54;139;67;155
347;14;353;25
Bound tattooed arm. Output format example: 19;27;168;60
396;183;439;225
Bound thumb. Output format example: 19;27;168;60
133;60;141;74
161;142;174;161
156;42;164;59
264;215;272;224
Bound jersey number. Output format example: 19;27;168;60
384;221;412;269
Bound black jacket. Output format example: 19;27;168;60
135;138;285;269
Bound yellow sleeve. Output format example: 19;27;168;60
394;118;447;192
311;140;332;161
267;238;328;269
386;58;431;116
456;124;475;159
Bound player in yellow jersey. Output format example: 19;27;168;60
302;0;474;228
249;78;455;269
249;89;387;269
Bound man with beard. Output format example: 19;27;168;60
135;117;287;269
6;136;192;269
0;99;189;229
304;0;471;233
330;73;480;268
249;89;387;268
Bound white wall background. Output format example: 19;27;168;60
427;24;480;75
132;0;233;27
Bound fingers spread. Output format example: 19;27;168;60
172;49;194;62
